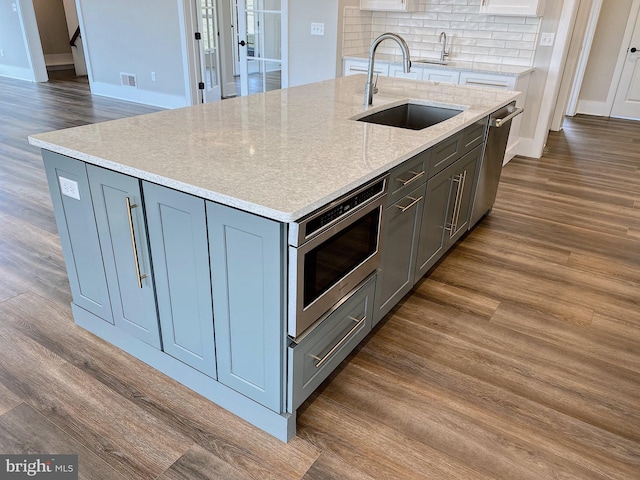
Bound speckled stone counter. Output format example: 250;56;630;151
29;75;518;222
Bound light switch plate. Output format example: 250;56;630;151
59;176;80;200
311;23;324;36
539;33;555;47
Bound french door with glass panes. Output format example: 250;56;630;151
236;0;284;96
197;0;222;103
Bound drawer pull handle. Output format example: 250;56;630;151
445;171;466;237
465;80;508;88
397;170;425;186
126;197;147;289
395;195;423;213
311;316;366;369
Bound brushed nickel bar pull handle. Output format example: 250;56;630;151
395;195;423;213
492;107;524;127
311;316;366;369
445;173;464;236
397;170;425;186
126;196;147;289
465;80;509;88
452;170;467;234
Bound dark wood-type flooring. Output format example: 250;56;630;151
0;71;638;479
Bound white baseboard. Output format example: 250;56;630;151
45;53;74;67
576;99;609;117
513;137;543;159
90;81;188;109
222;81;237;98
0;64;36;82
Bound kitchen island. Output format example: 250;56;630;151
29;75;519;441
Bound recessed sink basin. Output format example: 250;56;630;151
356;102;463;130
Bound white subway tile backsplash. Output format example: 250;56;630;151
478;23;510;32
437;13;467;22
508;24;540;33
342;0;540;67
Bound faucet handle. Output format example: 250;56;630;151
373;73;379;94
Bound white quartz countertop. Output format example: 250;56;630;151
29;75;518;222
345;54;534;76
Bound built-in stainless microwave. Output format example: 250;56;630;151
288;177;387;338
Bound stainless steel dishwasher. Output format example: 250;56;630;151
469;102;523;228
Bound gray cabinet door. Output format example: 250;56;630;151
374;183;426;325
42;151;113;323
446;146;481;245
415;165;454;281
144;182;216;378
87;166;161;348
207;202;286;412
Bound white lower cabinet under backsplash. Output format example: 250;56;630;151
343;56;532;163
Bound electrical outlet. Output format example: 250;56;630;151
311;23;325;36
59;176;80;200
0;49;4;57
151;71;156;82
539;33;555;47
11;3;17;12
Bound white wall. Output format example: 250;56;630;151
518;1;563;142
33;0;72;68
77;0;192;108
288;0;364;87
288;0;340;87
33;0;70;56
0;0;46;81
0;0;31;73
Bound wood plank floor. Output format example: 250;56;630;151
0;71;638;479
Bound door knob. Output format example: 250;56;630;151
239;40;247;47
631;47;637;53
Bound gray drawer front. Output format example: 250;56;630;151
287;275;376;412
460;119;487;157
429;130;463;177
387;149;430;205
429;121;487;177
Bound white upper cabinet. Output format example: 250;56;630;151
479;0;545;16
360;0;418;12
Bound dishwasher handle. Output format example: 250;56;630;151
491;107;524;128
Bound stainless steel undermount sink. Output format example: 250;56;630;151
356;102;463;130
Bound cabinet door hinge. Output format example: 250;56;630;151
195;32;202;40
198;82;205;90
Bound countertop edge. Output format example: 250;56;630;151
343;54;535;76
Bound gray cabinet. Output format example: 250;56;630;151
446;147;481;243
415;146;481;280
87;165;161;348
414;165;453;280
42;151;113;324
374;183;426;325
144;182;217;379
288;275;375;412
207;202;286;413
375;120;485;323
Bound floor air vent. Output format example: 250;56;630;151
120;72;137;87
